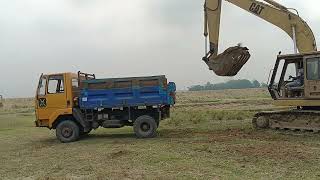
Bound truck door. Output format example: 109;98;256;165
36;74;67;122
304;56;320;98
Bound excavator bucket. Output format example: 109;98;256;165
203;46;251;76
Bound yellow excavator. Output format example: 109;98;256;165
203;0;320;131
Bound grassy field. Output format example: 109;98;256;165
1;89;320;179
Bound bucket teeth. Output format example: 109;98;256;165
204;46;251;76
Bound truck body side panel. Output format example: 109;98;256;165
80;86;174;109
79;75;175;109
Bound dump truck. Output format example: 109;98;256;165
35;72;176;143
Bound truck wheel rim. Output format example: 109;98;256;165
141;123;151;132
62;127;73;138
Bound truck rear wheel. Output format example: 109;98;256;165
133;115;157;138
56;120;80;143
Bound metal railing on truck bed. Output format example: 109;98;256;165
78;71;96;88
79;73;168;90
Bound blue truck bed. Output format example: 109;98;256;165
79;75;176;109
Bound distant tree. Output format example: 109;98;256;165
188;85;204;91
214;79;253;90
252;80;261;88
204;82;214;90
188;79;265;91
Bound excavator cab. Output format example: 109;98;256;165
269;52;320;104
254;52;320;130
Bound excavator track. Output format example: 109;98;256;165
253;110;320;132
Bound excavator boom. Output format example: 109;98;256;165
203;0;317;76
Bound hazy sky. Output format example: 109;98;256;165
0;0;319;97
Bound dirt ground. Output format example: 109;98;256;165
1;89;320;179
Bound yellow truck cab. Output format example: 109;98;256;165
35;72;78;128
35;72;176;143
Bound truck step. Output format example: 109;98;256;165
102;120;124;128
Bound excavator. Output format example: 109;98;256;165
203;0;320;131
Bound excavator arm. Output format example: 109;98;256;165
203;0;317;76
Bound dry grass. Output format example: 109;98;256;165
176;88;275;111
0;98;34;115
1;89;320;179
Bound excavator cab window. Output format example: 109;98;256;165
303;55;320;98
306;57;320;80
272;60;285;88
283;62;304;98
284;63;297;81
269;56;304;99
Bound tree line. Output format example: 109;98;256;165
188;79;267;91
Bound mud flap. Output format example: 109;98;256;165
73;108;91;132
203;46;251;76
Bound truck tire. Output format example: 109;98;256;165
56;120;80;143
133;115;157;138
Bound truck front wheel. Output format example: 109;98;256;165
56;120;80;143
133;115;157;138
